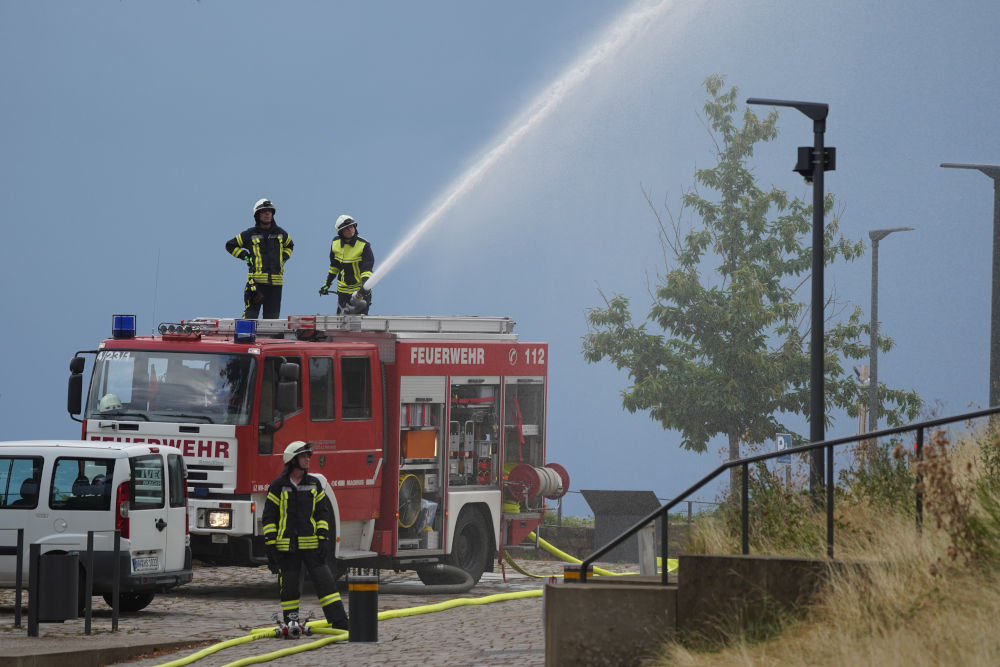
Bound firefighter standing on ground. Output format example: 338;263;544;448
262;441;349;630
318;214;374;314
225;198;294;319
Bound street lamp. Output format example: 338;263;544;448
940;163;1000;407
747;97;836;505
868;227;914;437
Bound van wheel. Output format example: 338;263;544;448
102;592;155;613
418;509;489;585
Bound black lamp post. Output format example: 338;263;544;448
747;98;836;504
940;163;1000;407
868;227;914;437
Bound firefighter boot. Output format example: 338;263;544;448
324;602;349;631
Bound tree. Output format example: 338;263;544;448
583;75;921;490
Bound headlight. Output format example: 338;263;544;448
207;509;232;529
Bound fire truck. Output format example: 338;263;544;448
67;313;569;584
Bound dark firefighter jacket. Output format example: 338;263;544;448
226;223;294;286
262;470;332;552
326;235;374;294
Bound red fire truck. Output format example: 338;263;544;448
67;314;569;584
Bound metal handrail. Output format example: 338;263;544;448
578;405;1000;584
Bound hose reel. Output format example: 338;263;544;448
505;462;570;502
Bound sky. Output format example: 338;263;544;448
4;0;1000;519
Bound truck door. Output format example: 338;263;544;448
127;454;171;574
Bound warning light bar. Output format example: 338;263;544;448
112;314;136;339
157;322;203;340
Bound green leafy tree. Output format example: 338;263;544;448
583;75;921;488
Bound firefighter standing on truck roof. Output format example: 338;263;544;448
225;198;294;319
263;441;349;631
318;214;374;314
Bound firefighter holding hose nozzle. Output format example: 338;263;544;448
263;441;349;631
318;214;374;314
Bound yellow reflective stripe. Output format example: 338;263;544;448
267;492;280;504
277;489;288;544
316;520;329;531
319;592;341;606
281;600;299;611
262;526;276;536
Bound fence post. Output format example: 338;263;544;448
85;531;94;635
741;462;749;555
915;428;925;532
661;512;669;586
14;528;23;628
827;443;835;558
27;543;39;637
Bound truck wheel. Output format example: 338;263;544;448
102;591;155;613
419;509;489;585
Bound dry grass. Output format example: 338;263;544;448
651;428;1000;666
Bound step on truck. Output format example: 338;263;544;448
68;313;569;584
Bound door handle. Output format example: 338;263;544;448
155;518;167;532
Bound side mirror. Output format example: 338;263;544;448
68;374;83;416
279;362;299;382
276;380;297;415
70;356;86;374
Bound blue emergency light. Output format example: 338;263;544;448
112;314;136;339
234;319;256;343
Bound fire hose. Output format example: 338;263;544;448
152;537;674;665
152;589;543;667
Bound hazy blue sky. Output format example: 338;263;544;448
4;1;1000;517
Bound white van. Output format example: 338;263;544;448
0;440;192;612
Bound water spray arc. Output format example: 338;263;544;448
363;0;670;292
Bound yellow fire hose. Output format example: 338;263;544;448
154;535;676;666
525;531;678;575
153;590;542;667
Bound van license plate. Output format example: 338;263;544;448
211;533;228;544
132;556;159;572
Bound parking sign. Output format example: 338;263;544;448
776;433;792;464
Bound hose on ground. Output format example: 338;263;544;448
379;563;474;594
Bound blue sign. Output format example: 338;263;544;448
776;433;792;465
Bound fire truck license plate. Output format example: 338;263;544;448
132;556;159;572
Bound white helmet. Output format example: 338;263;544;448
282;441;312;464
99;393;122;412
336;214;356;233
253;198;276;217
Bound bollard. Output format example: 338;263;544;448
563;563;592;583
347;571;379;642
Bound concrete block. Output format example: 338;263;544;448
676;554;830;644
544;582;677;666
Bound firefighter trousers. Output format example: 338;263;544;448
244;282;283;319
277;549;346;625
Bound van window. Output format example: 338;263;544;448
342;356;372;419
168;454;186;508
50;457;115;511
0;457;42;509
131;455;165;510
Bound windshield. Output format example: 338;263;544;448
85;350;256;425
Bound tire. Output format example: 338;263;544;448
102;591;155;613
420;508;490;585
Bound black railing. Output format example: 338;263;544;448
578;405;1000;584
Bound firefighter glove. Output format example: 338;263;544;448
266;544;279;574
318;283;331;296
244;253;255;269
317;538;329;561
357;284;371;299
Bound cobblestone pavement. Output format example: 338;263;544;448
1;558;637;666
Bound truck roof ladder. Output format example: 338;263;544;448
183;314;518;340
